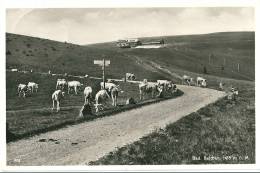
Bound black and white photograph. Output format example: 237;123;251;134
1;0;259;171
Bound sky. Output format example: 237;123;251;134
6;8;254;45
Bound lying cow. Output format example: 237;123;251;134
182;75;193;86
56;79;67;90
83;86;93;104
68;81;83;94
17;84;28;97
52;90;65;112
139;82;163;100
126;73;135;81
197;77;207;87
94;89;111;112
28;82;39;93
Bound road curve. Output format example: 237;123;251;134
7;85;226;166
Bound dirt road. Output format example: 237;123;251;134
7;85;226;165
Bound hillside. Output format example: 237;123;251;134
6;32;255;81
89;32;255;81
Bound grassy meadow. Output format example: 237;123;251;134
91;78;255;164
6;71;182;139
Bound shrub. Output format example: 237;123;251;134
6;50;12;55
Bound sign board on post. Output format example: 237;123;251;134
94;60;110;66
94;59;110;89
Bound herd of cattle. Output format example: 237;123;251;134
16;72;238;113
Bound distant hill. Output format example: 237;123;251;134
88;32;255;80
6;32;255;81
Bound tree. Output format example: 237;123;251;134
203;66;207;74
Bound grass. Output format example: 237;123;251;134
6;71;183;141
90;80;255;164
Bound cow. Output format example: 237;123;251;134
227;87;238;101
67;81;83;94
27;82;39;93
126;73;135;81
157;80;176;93
111;86;119;106
197;77;207;87
100;82;117;92
182;75;193;86
94;89;111;112
83;86;93;104
52;90;65;112
139;82;163;100
17;84;28;97
219;82;224;91
56;79;67;90
11;69;18;72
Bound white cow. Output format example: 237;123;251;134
111;86;119;106
52;90;65;112
139;82;163;100
28;82;39;93
83;86;93;104
126;73;135;81
68;81;83;94
157;80;176;92
56;79;67;90
219;82;224;91
94;89;111;112
17;84;28;97
182;75;193;86
197;77;207;87
100;82;117;92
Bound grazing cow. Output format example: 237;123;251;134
157;80;176;92
197;77;207;87
100;82;117;92
83;86;93;104
52;90;65;112
182;75;193;86
94;89;111;112
17;84;28;97
126;73;136;81
139;82;163;100
56;79;67;90
27;82;39;93
68;81;83;94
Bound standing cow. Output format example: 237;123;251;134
197;77;207;87
28;82;39;93
111;86;119;106
68;81;83;94
126;73;136;81
52;90;65;112
17;84;28;97
100;82;117;92
139;82;163;100
83;86;93;104
182;75;193;86
56;79;67;90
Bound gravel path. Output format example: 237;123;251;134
7;85;226;166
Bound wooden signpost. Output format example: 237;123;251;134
94;59;110;89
